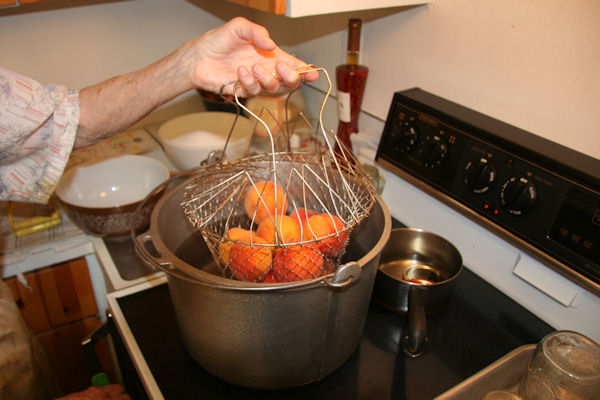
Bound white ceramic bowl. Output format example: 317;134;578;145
157;112;254;170
55;154;170;236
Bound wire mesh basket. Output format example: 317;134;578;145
181;67;377;283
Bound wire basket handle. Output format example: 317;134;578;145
219;65;369;226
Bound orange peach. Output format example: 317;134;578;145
260;270;280;283
302;213;349;257
218;228;254;266
228;236;272;282
322;258;337;275
273;243;325;282
289;207;318;227
256;214;301;245
301;214;331;241
244;181;289;224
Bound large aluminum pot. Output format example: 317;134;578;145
134;176;391;389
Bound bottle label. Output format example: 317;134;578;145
337;91;351;123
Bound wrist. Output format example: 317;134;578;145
178;37;213;93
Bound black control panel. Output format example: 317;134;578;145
376;88;600;294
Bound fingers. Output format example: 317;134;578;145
102;384;130;398
274;63;302;90
253;64;280;93
220;17;319;96
236;66;259;96
55;384;131;399
237;64;288;96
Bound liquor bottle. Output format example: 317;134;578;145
335;18;368;154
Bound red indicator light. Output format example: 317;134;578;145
494;209;499;215
484;203;489;209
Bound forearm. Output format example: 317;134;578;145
75;44;194;148
74;17;316;149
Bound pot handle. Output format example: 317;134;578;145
403;286;427;357
325;261;361;288
134;231;173;272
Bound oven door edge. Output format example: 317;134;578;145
107;276;168;400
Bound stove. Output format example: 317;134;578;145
106;227;552;400
103;88;599;399
375;88;600;342
376;88;600;295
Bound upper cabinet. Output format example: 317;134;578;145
227;0;430;18
0;0;47;5
228;0;285;15
0;0;69;11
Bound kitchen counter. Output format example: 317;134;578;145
105;220;554;400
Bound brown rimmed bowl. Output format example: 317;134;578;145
55;154;169;237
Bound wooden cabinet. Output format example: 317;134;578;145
0;0;62;9
227;0;430;17
0;0;47;6
4;257;114;395
228;0;285;15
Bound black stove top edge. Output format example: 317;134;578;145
114;262;553;400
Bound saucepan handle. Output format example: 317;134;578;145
403;285;427;357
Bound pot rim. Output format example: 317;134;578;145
136;172;391;292
378;227;463;287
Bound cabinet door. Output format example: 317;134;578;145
36;258;99;326
37;316;114;395
227;0;285;15
0;0;47;4
5;275;52;333
6;257;98;333
4;258;113;395
227;0;429;17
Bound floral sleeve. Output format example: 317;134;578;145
0;66;80;203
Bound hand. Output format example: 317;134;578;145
55;384;131;400
183;17;319;96
77;17;318;147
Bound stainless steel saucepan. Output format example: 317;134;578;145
374;228;463;357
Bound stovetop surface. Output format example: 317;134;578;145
115;245;553;399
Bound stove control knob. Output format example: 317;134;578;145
500;177;537;215
391;120;419;153
422;135;449;168
465;157;496;193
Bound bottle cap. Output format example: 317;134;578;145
348;19;362;52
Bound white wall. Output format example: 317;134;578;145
290;0;600;160
1;0;598;160
0;0;221;89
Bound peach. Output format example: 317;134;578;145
289;207;318;227
228;236;272;282
256;214;301;245
322;258;337;275
244;181;289;224
218;228;254;266
273;243;325;282
302;213;349;257
260;270;280;283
